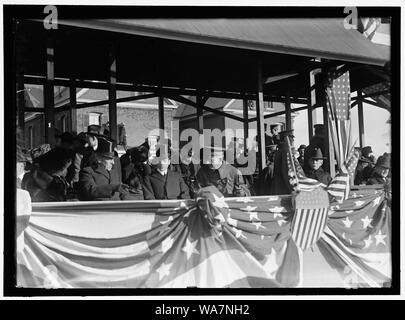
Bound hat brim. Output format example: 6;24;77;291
97;152;115;159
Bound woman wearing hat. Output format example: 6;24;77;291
303;147;331;185
366;155;391;185
21;147;73;202
77;137;130;201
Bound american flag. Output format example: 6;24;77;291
17;187;300;288
327;146;360;203
16;186;390;288
318;188;391;287
290;187;330;251
326;69;352;169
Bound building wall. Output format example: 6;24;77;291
75;105;176;148
25;114;45;149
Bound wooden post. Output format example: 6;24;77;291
158;93;164;131
108;47;117;143
307;71;317;140
69;78;77;133
17;72;25;133
44;36;55;145
315;70;335;177
196;91;204;151
285;93;292;130
357;90;365;148
243;95;249;154
256;62;266;173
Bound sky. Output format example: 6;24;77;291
293;103;391;158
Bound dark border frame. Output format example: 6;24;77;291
3;5;400;296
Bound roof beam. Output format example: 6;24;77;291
23;75;309;103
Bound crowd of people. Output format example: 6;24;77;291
16;123;391;203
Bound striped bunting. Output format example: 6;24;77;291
290;187;330;251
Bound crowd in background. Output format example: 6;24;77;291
16;123;391;202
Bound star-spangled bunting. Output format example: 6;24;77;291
17;185;390;289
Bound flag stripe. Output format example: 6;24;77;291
301;209;317;250
307;208;323;249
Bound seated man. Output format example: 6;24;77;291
354;156;374;185
143;148;190;200
77;138;129;201
367;155;390;185
197;145;250;197
303;147;331;185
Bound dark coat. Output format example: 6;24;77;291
255;163;274;196
304;167;332;185
354;165;367;185
120;160;151;200
270;142;294;195
366;174;389;185
21;166;68;202
196;162;250;197
77;163;123;201
143;169;190;200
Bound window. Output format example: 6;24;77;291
88;112;101;126
28;126;34;149
61;115;66;132
264;101;275;111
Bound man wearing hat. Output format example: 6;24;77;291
265;123;282;148
354;156;374;185
297;144;306;168
269;130;297;195
303;147;331;185
143;146;190;200
196;145;250;197
78;137;129;201
366;155;391;185
255;144;277;195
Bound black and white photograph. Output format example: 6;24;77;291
1;3;400;299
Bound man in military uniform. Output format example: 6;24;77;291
196;145;250;197
303;147;331;185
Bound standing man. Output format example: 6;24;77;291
143;147;190;200
297;144;306;168
78;138;129;201
196;145;250;197
270;130;296;195
265;123;282;148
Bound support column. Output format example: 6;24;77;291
256;62;266;173
17;72;25;133
158;93;164;131
307;71;316;140
44;36;55;145
196;91;204;151
69;78;77;133
315;70;335;177
285;93;292;130
357;90;365;148
108;47;117;143
243;95;249;153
